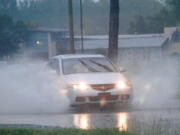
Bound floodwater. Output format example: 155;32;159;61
1;105;180;134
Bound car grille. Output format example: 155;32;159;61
76;97;86;102
75;94;130;102
89;95;119;102
90;84;115;91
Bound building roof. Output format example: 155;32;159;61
74;34;167;49
74;34;164;39
29;27;68;33
53;54;105;59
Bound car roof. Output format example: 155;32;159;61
53;54;105;59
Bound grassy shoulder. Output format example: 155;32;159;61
0;128;134;135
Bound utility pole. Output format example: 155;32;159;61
108;0;119;64
80;0;84;53
68;0;75;53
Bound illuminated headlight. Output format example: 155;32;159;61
116;81;131;89
68;83;89;91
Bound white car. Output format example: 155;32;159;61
49;54;133;106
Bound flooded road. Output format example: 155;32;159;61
1;104;180;134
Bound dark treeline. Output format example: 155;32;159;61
0;0;28;58
129;0;180;34
2;0;180;35
0;0;179;57
14;0;162;35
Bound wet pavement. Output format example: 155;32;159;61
1;103;180;133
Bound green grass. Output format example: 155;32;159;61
0;128;134;135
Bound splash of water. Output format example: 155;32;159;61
0;58;69;114
131;58;179;109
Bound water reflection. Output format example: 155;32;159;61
74;114;90;130
116;113;128;131
73;112;129;131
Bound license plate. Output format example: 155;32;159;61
98;92;110;97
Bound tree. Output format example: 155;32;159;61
0;15;28;57
128;15;148;34
168;0;180;21
14;20;29;43
147;8;176;33
0;0;17;17
108;0;119;63
128;8;177;34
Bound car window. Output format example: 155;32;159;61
62;57;117;75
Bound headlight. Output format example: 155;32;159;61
68;83;89;91
116;81;131;89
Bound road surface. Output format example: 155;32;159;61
1;101;180;134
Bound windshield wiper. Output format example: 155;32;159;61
89;59;113;72
79;59;98;72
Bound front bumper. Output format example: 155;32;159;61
73;94;131;105
68;88;133;105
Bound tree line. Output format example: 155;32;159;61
128;0;180;34
0;0;179;59
14;0;163;34
0;0;28;58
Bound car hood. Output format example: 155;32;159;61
63;72;127;84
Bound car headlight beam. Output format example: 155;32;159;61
116;81;131;89
69;83;89;91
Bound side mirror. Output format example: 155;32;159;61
119;67;127;73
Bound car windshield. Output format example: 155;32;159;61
63;57;118;75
